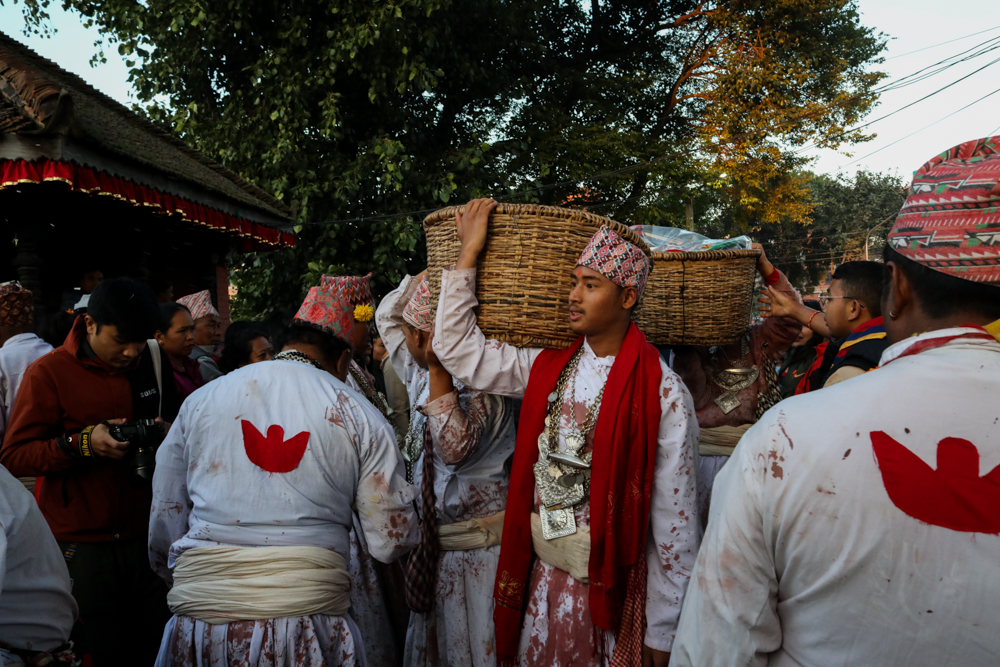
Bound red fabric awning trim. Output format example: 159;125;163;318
0;158;296;251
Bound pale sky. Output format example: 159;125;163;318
1;0;997;180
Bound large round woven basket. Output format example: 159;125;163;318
423;203;649;349
636;248;762;346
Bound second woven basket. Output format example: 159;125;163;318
635;248;762;346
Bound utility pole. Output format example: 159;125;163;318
864;215;894;261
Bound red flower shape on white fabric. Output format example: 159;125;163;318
871;431;1000;534
241;420;310;474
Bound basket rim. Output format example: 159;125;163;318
650;248;763;261
423;203;650;257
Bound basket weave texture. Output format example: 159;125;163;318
636;248;762;346
423;203;649;349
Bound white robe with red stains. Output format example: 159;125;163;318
671;328;1000;667
431;268;701;663
148;359;419;667
345;358;405;667
377;275;519;666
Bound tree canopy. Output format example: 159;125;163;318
14;0;888;318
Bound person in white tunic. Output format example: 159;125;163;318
376;273;517;667
671;136;1000;667
431;199;700;667
0;463;78;665
322;272;406;665
0;282;53;494
148;286;419;667
0;282;54;444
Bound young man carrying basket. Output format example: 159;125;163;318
431;198;700;667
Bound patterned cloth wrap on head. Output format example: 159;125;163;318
402;279;434;332
577;225;652;297
293;286;355;344
176;290;220;320
321;273;375;306
888;135;1000;286
0;281;34;327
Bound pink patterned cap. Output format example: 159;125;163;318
293;286;354;343
176;290;219;320
887;136;1000;286
402;278;433;332
320;273;374;307
577;226;651;297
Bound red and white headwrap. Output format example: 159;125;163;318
293;286;354;344
888;136;1000;286
0;281;34;327
577;225;651;297
402;278;433;332
176;290;219;320
321;273;376;322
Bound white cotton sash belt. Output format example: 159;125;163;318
530;512;591;584
167;545;352;624
698;424;752;457
438;510;505;551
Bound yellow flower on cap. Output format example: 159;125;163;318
354;303;374;322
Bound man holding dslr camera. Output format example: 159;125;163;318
0;277;181;666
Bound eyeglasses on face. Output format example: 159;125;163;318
818;294;865;309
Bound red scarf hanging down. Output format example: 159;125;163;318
493;323;662;665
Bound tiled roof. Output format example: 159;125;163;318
0;30;290;221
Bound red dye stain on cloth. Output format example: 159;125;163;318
871;431;1000;534
241;420;310;473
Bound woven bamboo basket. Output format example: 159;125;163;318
635;248;761;346
423;203;649;349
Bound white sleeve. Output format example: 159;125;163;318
375;274;421;387
149;405;194;586
353;404;420;563
669;420;782;667
431;267;540;398
645;361;701;652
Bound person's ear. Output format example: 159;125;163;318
621;286;638;310
335;348;353;379
85;314;97;336
887;261;912;320
154;330;166;345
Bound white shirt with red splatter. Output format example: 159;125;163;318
148;359;418;666
671;329;1000;667
432;267;701;661
378;275;519;666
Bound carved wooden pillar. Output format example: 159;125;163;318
12;228;45;325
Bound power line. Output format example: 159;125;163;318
885;25;1000;61
840;83;1000;168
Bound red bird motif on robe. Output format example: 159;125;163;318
871;431;1000;534
241;420;310;474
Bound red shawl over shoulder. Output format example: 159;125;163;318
493;323;662;665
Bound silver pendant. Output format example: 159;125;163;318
564;434;584;452
715;391;741;414
548;450;591;469
540;505;577;540
548;391;558;403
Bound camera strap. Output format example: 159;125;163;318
147;339;163;416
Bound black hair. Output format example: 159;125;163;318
151;276;173;295
278;322;351;367
219;321;271;374
804;299;821;311
883;246;1000;320
87;277;159;342
831;261;885;318
157;302;191;333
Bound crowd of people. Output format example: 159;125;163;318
0;136;998;667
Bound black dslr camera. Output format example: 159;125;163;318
108;419;166;481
